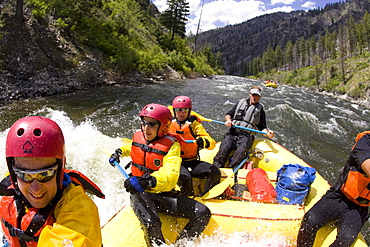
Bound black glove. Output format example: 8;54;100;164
109;148;122;166
124;174;157;194
196;137;204;148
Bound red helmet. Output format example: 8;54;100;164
140;104;172;137
6;116;66;189
172;96;192;109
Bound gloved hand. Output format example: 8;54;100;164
109;148;122;167
124;174;157;194
196;137;204;148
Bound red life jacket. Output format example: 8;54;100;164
169;116;199;159
341;131;370;207
130;131;175;176
0;170;104;246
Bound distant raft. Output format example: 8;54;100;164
264;80;278;88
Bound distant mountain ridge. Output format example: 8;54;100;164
196;0;370;75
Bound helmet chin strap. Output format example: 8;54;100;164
55;159;65;190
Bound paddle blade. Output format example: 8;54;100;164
121;138;132;143
202;176;233;200
190;111;212;122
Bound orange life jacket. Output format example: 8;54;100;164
169;117;198;159
0;195;55;247
341;131;370;207
0;170;104;246
130;131;175;176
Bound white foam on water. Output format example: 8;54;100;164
0;108;131;226
162;231;291;247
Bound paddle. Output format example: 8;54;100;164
125;137;194;143
168;106;267;135
106;138;144;193
202;156;249;200
109;160;144;193
196;115;267;135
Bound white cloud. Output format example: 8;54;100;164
153;0;168;11
266;6;295;13
153;0;297;35
271;0;295;5
186;0;267;34
301;1;316;9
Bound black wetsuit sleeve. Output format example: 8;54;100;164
225;103;237;117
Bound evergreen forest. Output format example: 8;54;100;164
195;0;370;101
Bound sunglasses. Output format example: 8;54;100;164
175;108;190;113
13;164;58;183
141;119;160;128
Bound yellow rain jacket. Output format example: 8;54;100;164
38;184;102;246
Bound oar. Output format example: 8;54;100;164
202;156;249;200
185;140;196;143
125;137;194;143
168;105;267;135
105;139;144;193
110;160;144;193
197;116;267;135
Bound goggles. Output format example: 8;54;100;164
13;164;58;183
141;119;160;128
174;108;190;113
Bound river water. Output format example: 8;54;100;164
0;75;369;246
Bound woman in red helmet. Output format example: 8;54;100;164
0;116;104;247
109;103;211;247
169;96;221;196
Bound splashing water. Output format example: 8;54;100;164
0;75;369;245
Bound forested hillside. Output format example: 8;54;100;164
0;0;223;104
196;0;369;75
195;0;370;102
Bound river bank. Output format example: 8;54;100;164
299;85;370;109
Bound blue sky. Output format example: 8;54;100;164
152;0;343;34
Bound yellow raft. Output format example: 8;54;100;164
264;81;278;88
101;137;367;247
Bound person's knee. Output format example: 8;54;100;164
195;203;212;220
300;213;322;232
179;173;192;182
210;166;221;179
143;217;162;229
336;231;358;245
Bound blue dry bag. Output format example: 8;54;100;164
276;164;316;205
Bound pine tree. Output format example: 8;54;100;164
347;16;357;57
160;0;190;41
285;41;293;71
15;0;24;22
275;45;284;70
364;11;370;51
338;24;347;84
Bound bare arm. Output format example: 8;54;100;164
225;115;232;127
361;158;370;176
